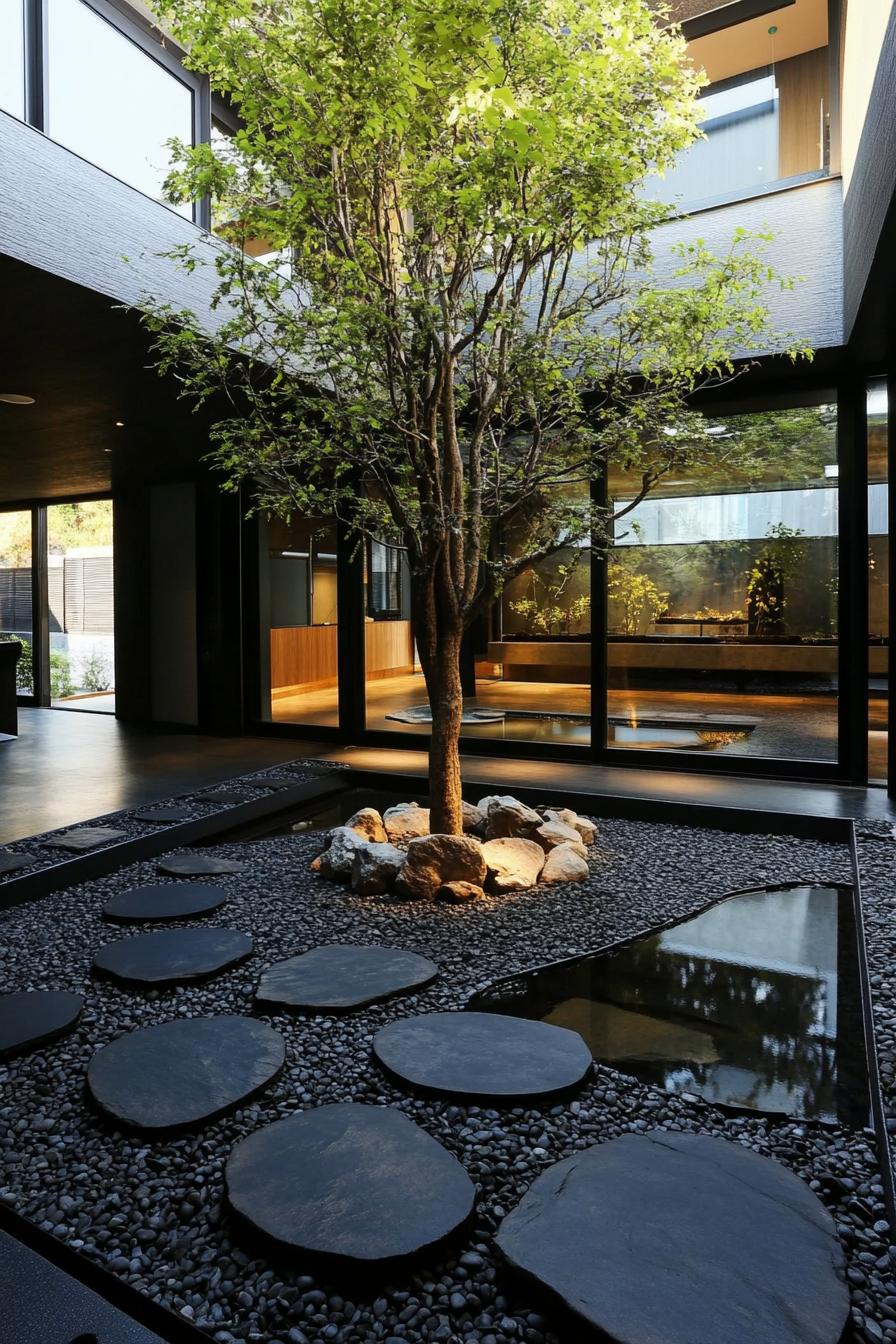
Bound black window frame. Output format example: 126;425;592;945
21;0;212;227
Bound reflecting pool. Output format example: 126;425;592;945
470;885;870;1125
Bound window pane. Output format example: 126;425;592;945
0;511;33;696
47;501;115;712
647;47;829;211
0;0;25;118
260;516;339;727
47;0;193;214
607;403;839;761
868;379;888;783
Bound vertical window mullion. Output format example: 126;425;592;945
24;0;47;130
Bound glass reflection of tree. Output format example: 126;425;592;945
508;935;835;1119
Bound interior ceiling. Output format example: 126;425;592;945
0;254;212;506
686;0;828;82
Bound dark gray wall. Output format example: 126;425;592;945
0;110;225;330
843;3;896;350
149;483;198;726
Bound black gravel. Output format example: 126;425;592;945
1;801;894;1344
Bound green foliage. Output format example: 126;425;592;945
80;648;113;693
745;524;808;636
50;651;75;700
607;561;668;635
0;634;32;691
144;0;809;619
509;555;590;636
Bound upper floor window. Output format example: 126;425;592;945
0;1;25;119
46;0;195;216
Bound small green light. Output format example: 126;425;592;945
768;24;778;34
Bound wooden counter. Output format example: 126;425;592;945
489;640;885;679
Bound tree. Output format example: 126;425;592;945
143;0;809;833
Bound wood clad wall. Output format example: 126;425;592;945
271;625;338;695
270;619;414;694
777;46;828;180
365;620;415;680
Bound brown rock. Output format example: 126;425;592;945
482;836;546;892
534;820;587;855
478;795;542;839
539;842;589;884
436;881;485;904
345;807;388;843
395;834;487;901
545;808;597;844
384;802;431;847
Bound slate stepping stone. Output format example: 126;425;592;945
495;1131;850;1344
373;1011;592;1099
92;927;253;986
157;852;248;876
0;852;31;876
255;944;438;1013
133;805;200;823
87;1016;284;1131
102;882;227;925
0;990;84;1060
44;827;128;851
226;1103;475;1266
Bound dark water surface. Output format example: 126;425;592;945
470;885;870;1125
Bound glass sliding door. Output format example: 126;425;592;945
606;402;839;761
259;515;339;727
363;540;420;731
0;511;34;697
868;379;888;783
46;501;115;712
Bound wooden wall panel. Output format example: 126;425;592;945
365;620;414;679
271;624;337;693
777;46;828;180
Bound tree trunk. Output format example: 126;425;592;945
425;632;464;835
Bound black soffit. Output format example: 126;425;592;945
0;255;214;505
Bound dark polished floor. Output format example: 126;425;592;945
1;708;893;846
0;709;327;844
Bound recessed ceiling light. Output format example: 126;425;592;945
0;393;35;405
114;420;125;427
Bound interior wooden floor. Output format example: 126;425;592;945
270;672;864;766
0;709;329;845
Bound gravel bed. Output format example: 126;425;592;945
1;811;893;1344
0;759;337;884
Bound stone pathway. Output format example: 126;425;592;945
0;990;83;1060
255;943;438;1012
87;1016;285;1132
101;881;227;924
92;927;253;986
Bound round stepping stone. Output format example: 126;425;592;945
255;944;438;1013
102;882;227;925
373;1011;592;1099
44;826;128;851
133;805;199;823
87;1016;284;1131
226;1103;475;1265
157;852;248;876
0;990;84;1060
495;1131;849;1344
92;927;252;986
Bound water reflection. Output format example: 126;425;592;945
470;885;869;1125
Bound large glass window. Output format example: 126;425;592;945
648;46;830;211
0;0;25;119
607;403;839;761
868;380;888;784
47;0;194;215
0;511;33;696
259;516;339;727
47;501;115;712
